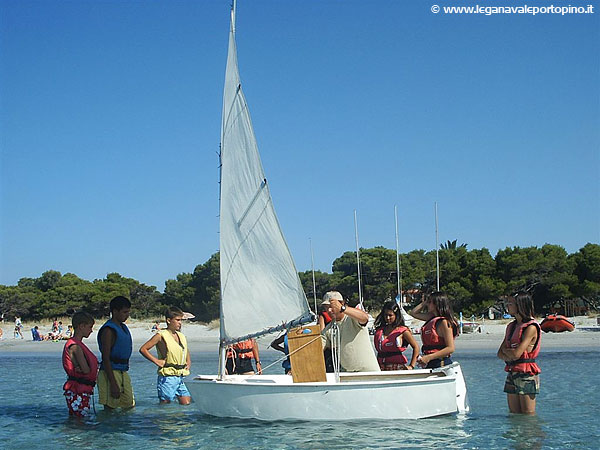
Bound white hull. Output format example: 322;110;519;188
187;363;469;421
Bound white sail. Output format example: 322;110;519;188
219;6;311;344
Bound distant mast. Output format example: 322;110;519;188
394;205;403;307
435;201;440;291
354;210;364;309
310;238;317;313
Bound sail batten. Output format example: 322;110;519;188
219;4;311;343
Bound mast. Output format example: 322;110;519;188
218;0;237;379
310;238;317;313
354;210;364;309
435;201;440;292
394;205;402;307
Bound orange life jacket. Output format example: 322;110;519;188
226;339;255;360
504;320;541;374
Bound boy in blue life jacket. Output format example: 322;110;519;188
97;296;135;410
139;306;192;405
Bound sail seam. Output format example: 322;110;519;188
221;196;271;297
222;84;244;143
237;179;267;227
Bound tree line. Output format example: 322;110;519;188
1;243;598;322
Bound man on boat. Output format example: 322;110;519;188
320;291;380;372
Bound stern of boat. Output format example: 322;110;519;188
438;362;470;414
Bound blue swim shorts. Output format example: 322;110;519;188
157;375;191;402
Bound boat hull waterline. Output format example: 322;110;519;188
187;363;469;421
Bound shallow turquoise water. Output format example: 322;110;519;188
0;347;598;449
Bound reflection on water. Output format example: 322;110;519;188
504;414;545;450
0;349;599;449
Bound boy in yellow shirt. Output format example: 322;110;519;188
139;307;192;405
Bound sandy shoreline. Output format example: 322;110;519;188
1;317;598;354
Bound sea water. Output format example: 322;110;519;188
0;347;598;449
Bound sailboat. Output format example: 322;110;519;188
186;2;469;421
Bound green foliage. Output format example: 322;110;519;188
2;244;598;322
0;271;164;321
162;253;221;323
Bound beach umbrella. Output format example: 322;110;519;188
182;312;195;320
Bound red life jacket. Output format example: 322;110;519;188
62;338;98;394
374;326;408;366
421;317;456;354
321;311;332;326
227;339;255;360
504;320;541;374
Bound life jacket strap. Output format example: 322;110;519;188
163;363;187;370
421;344;445;351
506;358;536;366
377;351;403;358
110;357;129;365
67;376;96;387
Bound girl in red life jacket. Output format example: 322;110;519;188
409;292;459;369
497;292;541;415
373;300;419;371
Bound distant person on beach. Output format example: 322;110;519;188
373;300;419;371
14;317;23;339
0;327;3;340
320;291;380;372
97;296;135;410
497;292;541;415
409;292;459;369
62;311;98;417
225;339;262;375
270;332;291;375
139;306;192;405
151;321;160;333
32;326;45;341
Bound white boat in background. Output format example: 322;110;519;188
187;1;469;421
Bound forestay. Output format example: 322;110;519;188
219;5;311;344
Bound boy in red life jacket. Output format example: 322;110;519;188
62;311;98;417
497;292;541;415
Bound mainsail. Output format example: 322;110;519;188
219;5;312;344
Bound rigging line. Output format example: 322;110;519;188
221;85;249;143
331;320;341;382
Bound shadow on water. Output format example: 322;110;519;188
503;414;545;450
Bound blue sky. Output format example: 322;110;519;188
1;0;598;291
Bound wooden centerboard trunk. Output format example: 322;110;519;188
287;325;327;383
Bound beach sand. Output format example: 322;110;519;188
1;316;598;354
